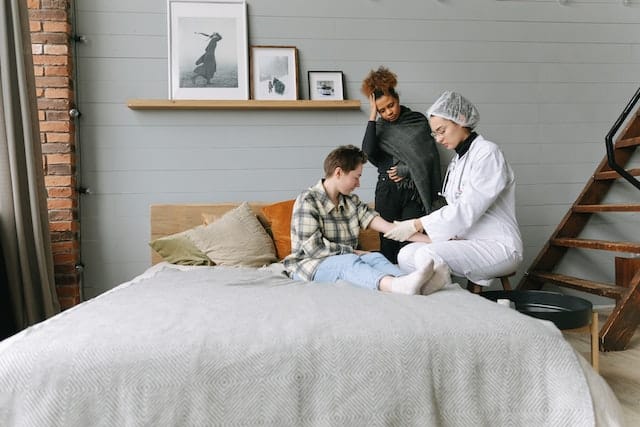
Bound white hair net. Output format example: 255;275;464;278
426;91;480;129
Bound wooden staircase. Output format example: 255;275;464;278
518;88;640;351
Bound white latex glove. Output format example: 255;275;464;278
383;219;418;242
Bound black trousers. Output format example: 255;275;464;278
374;176;426;264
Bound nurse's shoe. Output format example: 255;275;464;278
421;262;451;295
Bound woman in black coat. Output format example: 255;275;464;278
361;66;442;263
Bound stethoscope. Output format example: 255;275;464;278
438;153;469;199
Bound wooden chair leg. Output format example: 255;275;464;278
468;273;515;294
467;281;482;294
590;311;599;373
563;311;599;372
500;276;513;291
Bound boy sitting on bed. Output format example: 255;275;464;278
283;144;447;295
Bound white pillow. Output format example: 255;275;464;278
190;202;277;267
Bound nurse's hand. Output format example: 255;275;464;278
383;219;419;242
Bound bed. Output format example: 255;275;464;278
0;202;624;426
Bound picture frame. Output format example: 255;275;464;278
167;0;249;100
250;46;299;100
308;71;345;101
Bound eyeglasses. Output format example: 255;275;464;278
430;125;447;138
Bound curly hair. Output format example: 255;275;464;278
360;66;399;100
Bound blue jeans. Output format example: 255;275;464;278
312;253;404;290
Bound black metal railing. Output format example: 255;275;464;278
605;86;640;191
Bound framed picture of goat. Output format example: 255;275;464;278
167;0;249;100
250;46;299;100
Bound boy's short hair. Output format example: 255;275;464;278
323;145;368;178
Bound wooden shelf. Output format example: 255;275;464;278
127;99;361;110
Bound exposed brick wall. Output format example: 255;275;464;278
28;0;79;310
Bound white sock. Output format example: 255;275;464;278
421;262;451;295
391;260;435;295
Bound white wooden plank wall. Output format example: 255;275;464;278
74;0;640;298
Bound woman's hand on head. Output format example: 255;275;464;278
368;93;378;121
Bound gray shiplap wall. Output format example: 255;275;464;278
74;0;640;300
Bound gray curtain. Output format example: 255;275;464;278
0;0;60;333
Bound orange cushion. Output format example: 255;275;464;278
261;199;295;260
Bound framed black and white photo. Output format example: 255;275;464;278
167;0;248;100
250;46;299;100
308;71;344;101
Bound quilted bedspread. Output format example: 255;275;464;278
0;263;617;426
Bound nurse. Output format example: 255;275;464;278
383;91;523;289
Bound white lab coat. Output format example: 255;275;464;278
398;135;523;285
422;134;522;254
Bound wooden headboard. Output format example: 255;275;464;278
149;202;381;264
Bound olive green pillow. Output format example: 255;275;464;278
149;227;213;266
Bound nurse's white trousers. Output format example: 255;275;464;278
397;240;522;287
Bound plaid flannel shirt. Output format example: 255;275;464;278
283;180;378;281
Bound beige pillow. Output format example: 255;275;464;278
191;202;277;267
202;211;272;237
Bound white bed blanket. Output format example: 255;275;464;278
0;263;622;426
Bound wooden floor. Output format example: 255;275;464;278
563;311;640;426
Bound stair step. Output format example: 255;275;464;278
594;168;640;180
520;95;640;351
617;136;640;148
552;238;640;253
573;204;640;212
527;271;628;299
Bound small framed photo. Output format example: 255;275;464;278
167;0;249;100
308;71;345;101
250;46;299;100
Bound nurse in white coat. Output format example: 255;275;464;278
384;91;523;289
